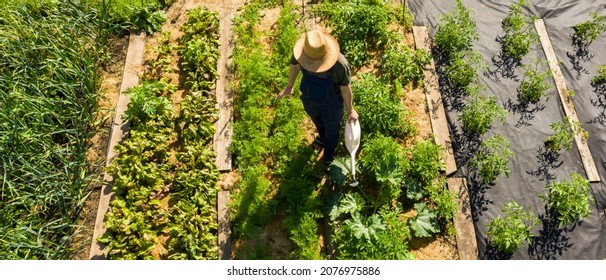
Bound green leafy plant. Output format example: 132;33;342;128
487;201;539;255
519;60;551;103
500;0;538;60
470;134;513;184
312;0;396;68
444;51;486;90
381;40;431;87
352;74;417;138
541;173;592;228
572;12;606;47
433;0;478;58
460;91;507;135
359;135;409;204
408;140;444;186
592;65;606;85
409;202;439;238
545;117;575;153
426;180;458;226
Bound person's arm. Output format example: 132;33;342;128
277;63;301;100
340;84;358;121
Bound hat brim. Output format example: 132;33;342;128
293;32;340;73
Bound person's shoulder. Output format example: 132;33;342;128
336;53;349;68
332;53;350;72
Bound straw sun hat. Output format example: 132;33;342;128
293;29;340;73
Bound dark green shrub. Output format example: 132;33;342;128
460;91;507;135
433;0;478;58
501;0;538;60
381;40;431;87
408;140;444;186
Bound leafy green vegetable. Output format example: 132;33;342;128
409;203;438;238
487;201;539;254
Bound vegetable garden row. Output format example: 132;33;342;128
413;0;606;259
1;0;467;259
12;0;603;260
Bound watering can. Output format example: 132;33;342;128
344;119;361;186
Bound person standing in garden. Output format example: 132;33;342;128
277;29;358;168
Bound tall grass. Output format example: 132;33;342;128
0;1;104;259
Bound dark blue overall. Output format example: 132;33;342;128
299;67;344;163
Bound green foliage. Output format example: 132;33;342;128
573;12;606;46
329;157;357;186
486;201;539;255
541;173;592;228
381;40;431;87
545;117;575;153
426;180;457;224
500;0;538;60
433;0;478;58
444;51;486;90
460;91;507;135
334;206;414;260
409;203;439;238
359;135;409;203
312;0;396;68
408;140;444;186
519;60;551;103
470;134;513;184
352;74;417;138
145;31;175;81
591;65;606;85
100;6;220;260
179;7;220;92
0;1;103;259
123;81;174;125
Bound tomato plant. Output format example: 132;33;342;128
487;201;539;255
518;60;551;103
470;134;513;184
541;173;592;228
460;91;507;135
500;0;538;60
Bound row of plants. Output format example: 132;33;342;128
229;0;454;260
98;7;221;259
487;173;592;255
229;0;324;259
315;1;457;259
434;0;595;257
0;0;107;259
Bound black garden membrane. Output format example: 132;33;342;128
409;0;606;259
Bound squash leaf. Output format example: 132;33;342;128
409;203;438;238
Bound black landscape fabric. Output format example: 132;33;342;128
408;0;606;259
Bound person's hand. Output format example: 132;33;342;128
277;85;293;100
348;109;358;122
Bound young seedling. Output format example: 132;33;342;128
572;12;606;47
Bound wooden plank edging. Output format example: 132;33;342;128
217;191;232;260
534;19;600;182
447;178;478;260
412;26;458;176
89;32;146;259
214;7;235;171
